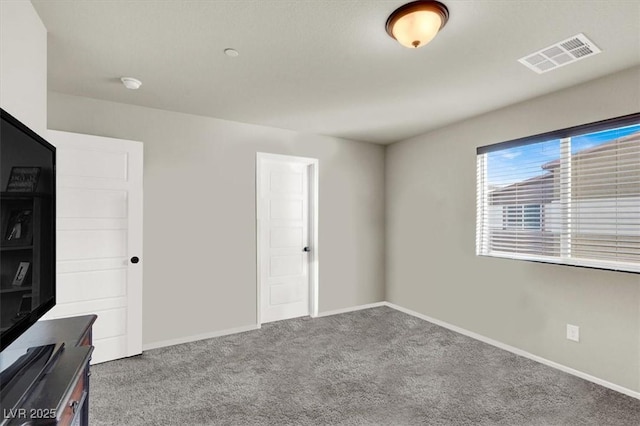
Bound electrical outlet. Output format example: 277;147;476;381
566;324;580;342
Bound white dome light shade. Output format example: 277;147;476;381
121;77;142;90
392;10;442;48
386;1;449;49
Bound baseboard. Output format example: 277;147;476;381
142;324;260;351
383;302;640;401
316;301;387;318
142;302;386;350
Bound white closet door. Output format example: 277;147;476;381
43;130;143;364
258;156;312;323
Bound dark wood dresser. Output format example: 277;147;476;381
1;315;96;426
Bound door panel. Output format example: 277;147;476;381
270;171;303;193
270;282;302;305
270;200;303;219
270;227;303;248
57;230;127;260
270;254;303;276
43;130;142;364
58;189;127;218
56;269;127;302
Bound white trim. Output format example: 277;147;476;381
256;153;319;325
480;251;640;274
308;160;319;319
383;302;640;400
317;302;387;318
142;324;260;351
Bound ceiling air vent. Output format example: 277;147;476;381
518;33;601;74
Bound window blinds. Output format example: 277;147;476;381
476;115;640;273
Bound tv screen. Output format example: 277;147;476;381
0;109;56;351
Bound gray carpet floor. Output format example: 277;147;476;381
89;306;640;425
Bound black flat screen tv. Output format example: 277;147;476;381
0;108;56;351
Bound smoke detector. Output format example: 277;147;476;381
121;77;142;90
518;33;601;74
224;48;239;57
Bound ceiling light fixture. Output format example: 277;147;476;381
386;1;449;49
121;77;142;90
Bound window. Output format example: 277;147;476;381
476;114;640;273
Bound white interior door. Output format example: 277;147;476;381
257;154;317;323
43;130;143;364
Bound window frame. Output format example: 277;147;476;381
476;112;640;274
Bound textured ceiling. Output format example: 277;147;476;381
32;0;640;144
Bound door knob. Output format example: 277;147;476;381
131;256;140;264
303;247;310;252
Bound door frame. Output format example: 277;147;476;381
256;152;319;326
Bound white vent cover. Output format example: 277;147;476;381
518;33;601;74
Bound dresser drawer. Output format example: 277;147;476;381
57;368;87;426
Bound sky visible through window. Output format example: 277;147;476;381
487;124;640;188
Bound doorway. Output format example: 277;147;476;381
256;153;318;324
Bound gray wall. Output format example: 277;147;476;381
48;92;386;346
0;0;47;136
386;66;640;392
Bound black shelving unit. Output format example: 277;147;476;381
1;192;52;327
